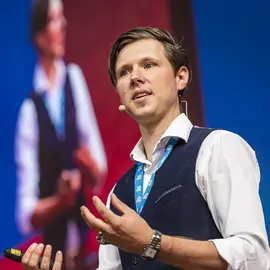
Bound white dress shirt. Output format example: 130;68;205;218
14;60;107;252
98;113;270;270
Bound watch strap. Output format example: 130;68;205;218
141;229;162;260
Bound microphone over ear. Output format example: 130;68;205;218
118;105;126;112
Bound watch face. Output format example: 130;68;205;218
145;247;157;258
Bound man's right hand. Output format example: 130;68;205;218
29;169;82;229
22;243;63;270
57;170;81;208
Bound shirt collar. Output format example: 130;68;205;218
130;113;193;163
33;59;66;94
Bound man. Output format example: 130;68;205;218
14;0;107;268
21;27;270;270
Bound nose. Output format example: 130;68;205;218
130;68;145;87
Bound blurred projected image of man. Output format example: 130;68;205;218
14;0;107;268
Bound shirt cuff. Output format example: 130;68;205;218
16;197;37;234
209;237;248;270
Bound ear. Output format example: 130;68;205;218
175;66;189;91
34;33;44;51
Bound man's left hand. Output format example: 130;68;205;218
80;194;153;254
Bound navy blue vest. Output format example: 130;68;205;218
30;70;87;258
111;127;223;270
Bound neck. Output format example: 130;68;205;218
39;55;57;91
139;107;180;162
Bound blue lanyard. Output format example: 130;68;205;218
134;137;179;215
42;89;65;137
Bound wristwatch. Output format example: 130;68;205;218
141;229;162;260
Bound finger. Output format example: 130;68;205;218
73;178;82;191
40;245;52;269
70;175;81;192
80;205;111;232
28;243;44;269
21;243;37;269
111;193;131;214
93;196;117;223
52;251;63;270
60;170;70;180
70;169;81;185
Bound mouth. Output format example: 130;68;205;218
132;90;152;102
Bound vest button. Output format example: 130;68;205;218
132;256;140;265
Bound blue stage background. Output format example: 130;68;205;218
0;0;36;251
193;0;270;232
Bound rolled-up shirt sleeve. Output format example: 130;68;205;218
197;130;270;269
68;64;108;174
14;100;39;234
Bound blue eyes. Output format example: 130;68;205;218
144;63;153;69
119;63;155;77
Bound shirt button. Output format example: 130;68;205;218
132;256;140;265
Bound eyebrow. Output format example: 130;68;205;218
116;57;160;74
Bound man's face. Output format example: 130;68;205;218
115;39;187;125
36;2;66;58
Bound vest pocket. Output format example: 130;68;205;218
155;184;183;205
